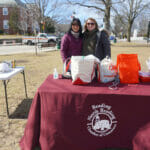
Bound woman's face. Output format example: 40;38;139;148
86;19;96;31
72;21;80;33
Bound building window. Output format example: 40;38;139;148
3;8;8;15
3;20;9;29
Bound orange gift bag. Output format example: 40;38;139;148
117;54;141;84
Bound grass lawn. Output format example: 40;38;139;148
0;42;149;150
0;42;149;115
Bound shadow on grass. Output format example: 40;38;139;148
9;98;33;119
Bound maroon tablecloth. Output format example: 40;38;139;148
20;75;150;150
133;123;150;150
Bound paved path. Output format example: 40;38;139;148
0;45;57;55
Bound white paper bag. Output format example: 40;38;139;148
71;55;100;85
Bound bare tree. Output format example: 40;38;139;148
20;0;59;55
66;0;125;31
22;0;58;33
19;7;28;35
113;15;128;38
138;14;149;37
113;0;150;42
55;23;70;34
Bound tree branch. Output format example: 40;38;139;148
67;0;105;12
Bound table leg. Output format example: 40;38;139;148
2;80;9;117
22;70;28;98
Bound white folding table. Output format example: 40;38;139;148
0;67;28;117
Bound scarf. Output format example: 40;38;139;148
71;31;80;39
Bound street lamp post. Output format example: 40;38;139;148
147;21;150;44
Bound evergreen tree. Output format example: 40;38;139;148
9;7;20;34
44;17;55;33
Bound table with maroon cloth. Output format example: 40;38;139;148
20;75;150;150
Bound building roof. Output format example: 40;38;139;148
0;0;25;7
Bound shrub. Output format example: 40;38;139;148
0;30;4;34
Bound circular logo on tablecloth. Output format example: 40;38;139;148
87;103;117;137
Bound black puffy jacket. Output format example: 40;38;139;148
95;30;111;60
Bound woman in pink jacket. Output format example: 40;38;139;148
60;18;83;63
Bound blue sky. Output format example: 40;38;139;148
52;2;105;27
69;7;104;25
21;0;105;26
21;0;107;26
21;0;150;30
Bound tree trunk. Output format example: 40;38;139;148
104;1;111;32
127;21;133;42
127;26;131;42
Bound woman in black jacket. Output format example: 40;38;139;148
82;17;111;61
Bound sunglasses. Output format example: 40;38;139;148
87;23;95;26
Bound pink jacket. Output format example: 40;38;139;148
60;33;82;63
